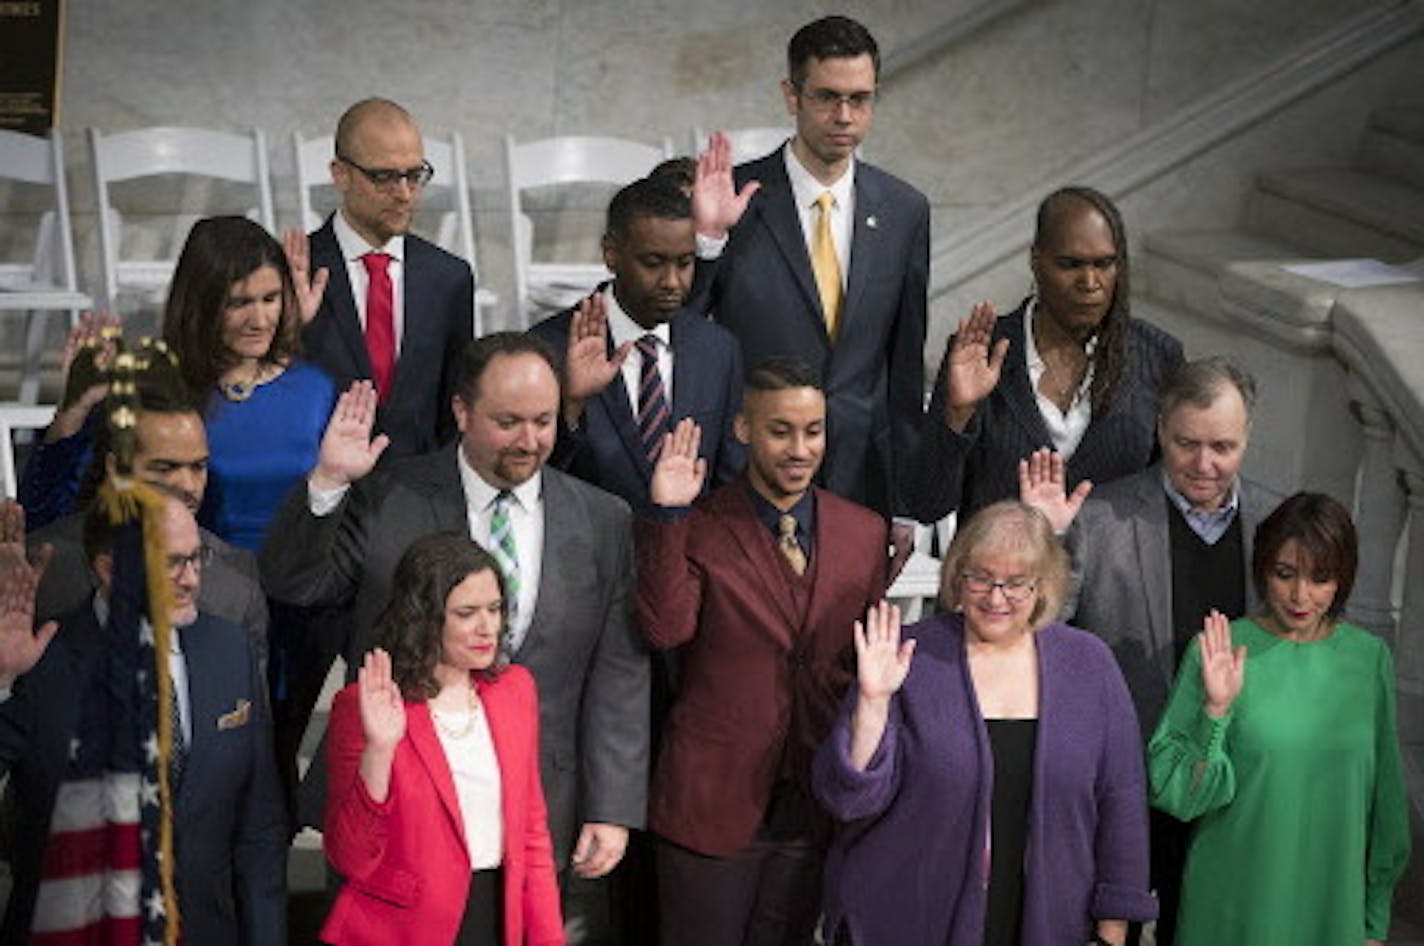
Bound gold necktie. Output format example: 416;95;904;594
811;191;843;340
778;514;807;576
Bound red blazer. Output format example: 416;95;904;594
635;480;889;856
320;666;564;946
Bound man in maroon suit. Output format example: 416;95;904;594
635;358;889;945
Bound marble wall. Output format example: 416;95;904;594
0;0;1415;336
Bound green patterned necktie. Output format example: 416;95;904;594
489;490;521;630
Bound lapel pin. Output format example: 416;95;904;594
866;215;878;230
217;699;252;731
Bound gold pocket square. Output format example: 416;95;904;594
217;700;251;731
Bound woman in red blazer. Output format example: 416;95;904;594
321;534;564;946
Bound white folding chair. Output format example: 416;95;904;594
0;129;92;404
690;126;793;164
0;403;56;498
89;126;275;310
293;130;496;335
503;134;673;321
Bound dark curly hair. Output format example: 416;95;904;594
160;215;301;412
373;533;509;700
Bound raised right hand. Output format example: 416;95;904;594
943;302;1008;431
357;648;406;752
1017;447;1092;534
0;501;58;688
649;418;706;508
693;131;761;239
564;293;632;408
311;381;390;490
1199;610;1245;717
854;600;914;702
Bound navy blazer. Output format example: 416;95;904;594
907;300;1184;524
302;216;474;459
530;288;746;517
0;606;286;946
694;149;929;518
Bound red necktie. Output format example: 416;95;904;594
362;252;395;403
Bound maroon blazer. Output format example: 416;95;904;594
320;666;564;946
635;479;889;857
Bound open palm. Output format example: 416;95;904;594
358;648;406;752
1199;610;1245;716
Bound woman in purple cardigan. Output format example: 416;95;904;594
813;501;1156;946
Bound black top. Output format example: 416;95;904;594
1166;495;1246;668
984;718;1037;946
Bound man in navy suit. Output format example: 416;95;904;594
531;175;744;517
0;495;285;945
695;15;929;548
297;98;474;459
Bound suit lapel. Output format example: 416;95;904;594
599;324;653;483
753;166;828;344
720;484;799;640
477;677;517;854
1000;308;1055;449
405;702;469;851
176;619;220;805
841;168;882;338
313;218;374;377
390;238;438;408
523;471;573;656
420;447;472;533
1130;474;1174;684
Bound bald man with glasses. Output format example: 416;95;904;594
293;97;475;460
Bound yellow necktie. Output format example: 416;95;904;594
811;191;843;340
778;514;807;576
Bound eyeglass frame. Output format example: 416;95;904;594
166;545;215;577
958;570;1038;603
793;84;877;114
336;154;435;190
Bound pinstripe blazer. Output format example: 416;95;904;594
906;300;1183;524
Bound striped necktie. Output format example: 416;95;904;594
488;491;521;634
636;334;670;464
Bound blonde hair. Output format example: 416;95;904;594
938;501;1070;630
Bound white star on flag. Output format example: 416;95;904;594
145;889;166;920
144;733;160;764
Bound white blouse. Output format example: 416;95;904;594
432;698;504;871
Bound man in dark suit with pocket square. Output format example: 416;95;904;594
0;495;285;945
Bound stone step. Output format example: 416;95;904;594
1251;167;1424;262
1140;228;1319;322
1360;107;1424;191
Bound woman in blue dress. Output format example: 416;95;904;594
162;216;338;812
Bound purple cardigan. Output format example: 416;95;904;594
813;614;1156;946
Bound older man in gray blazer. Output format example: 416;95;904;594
260;333;647;893
1024;356;1281;946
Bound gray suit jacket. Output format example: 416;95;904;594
1066;466;1282;735
30;513;269;669
258;449;647;863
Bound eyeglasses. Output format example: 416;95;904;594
337;154;435;189
166;545;214;576
959;571;1038;602
797;86;876;113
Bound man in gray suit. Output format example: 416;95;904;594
1023;355;1281;946
259;334;646;893
27;399;267;660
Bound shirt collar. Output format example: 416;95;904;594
457;447;543;513
602;285;671;351
783;141;854;214
1160;468;1241;522
333;208;406;263
749;483;816;541
1024;296;1098;370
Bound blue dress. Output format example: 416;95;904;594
199;359;335;551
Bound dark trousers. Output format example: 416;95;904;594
455;868;504;946
656;834;824;946
1129;809;1190;946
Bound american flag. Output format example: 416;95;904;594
29;484;182;946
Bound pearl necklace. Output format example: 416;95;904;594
430;687;480;740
